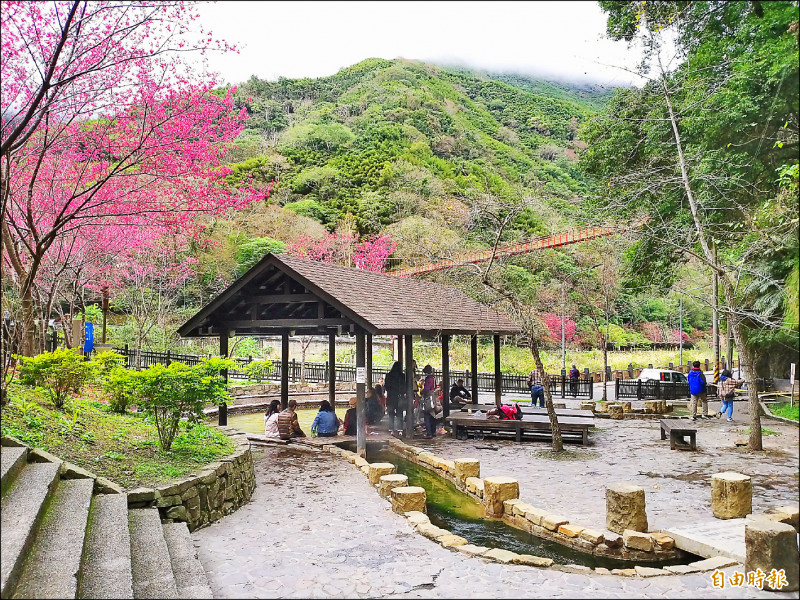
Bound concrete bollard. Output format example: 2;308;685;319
745;519;799;591
608;404;624;420
580;402;595;411
606;483;648;534
711;472;752;519
368;462;396;486
390;486;426;514
453;458;480;488
378;474;408;499
483;476;519;517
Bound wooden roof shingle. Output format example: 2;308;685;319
178;253;520;337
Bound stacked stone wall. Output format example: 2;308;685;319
127;427;256;532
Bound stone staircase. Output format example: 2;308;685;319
1;443;213;599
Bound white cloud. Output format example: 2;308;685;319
195;1;645;87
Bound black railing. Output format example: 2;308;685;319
112;346;593;397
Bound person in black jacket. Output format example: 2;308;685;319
384;361;406;437
449;379;472;406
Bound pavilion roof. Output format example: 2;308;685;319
178;253;520;337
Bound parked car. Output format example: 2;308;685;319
636;368;688;384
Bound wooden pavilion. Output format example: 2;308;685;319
177;253;520;455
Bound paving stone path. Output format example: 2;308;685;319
192;423;798;599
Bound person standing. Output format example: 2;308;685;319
688;360;708;421
715;369;744;422
528;369;545;408
569;364;580;397
384;361;406;437
421;365;437;438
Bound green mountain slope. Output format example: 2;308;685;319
226;59;609;248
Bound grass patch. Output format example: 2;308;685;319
769;402;799;422
530;448;600;461
738;427;780;436
1;383;235;489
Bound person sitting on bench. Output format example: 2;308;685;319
450;379;472;405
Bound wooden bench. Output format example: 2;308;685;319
458;405;594;419
660;418;697;450
446;413;593;446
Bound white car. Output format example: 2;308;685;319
636;368;688;384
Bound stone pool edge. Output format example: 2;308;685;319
322;439;742;578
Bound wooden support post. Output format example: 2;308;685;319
471;334;479;405
356;331;366;457
493;334;502;408
397;335;404;363
405;334;414;438
219;329;229;427
367;333;373;389
442;335;450;419
281;331;289;410
328;331;336;409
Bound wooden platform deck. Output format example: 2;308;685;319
446;413;594;445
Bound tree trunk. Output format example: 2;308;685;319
602;339;609;401
529;336;563;452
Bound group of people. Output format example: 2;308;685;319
688;361;746;422
264;361;477;441
527;364;582;407
263;382;388;440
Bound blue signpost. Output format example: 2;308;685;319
83;322;94;354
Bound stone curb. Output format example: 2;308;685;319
324;440;703;578
759;401;799;426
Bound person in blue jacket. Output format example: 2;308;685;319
687;361;708;421
311;400;341;437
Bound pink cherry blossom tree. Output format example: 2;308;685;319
286;231;397;273
1;1;268;355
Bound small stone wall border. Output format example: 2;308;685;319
322;440;740;577
126;426;256;532
760;401;799;427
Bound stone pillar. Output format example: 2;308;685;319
368;462;396;485
606;483;648;534
453;458;480;488
711;472;752;519
608;404;624;420
745;519;799;591
483;476;519;517
378;474;408;499
390;486;426;514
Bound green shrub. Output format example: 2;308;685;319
91;350;125;381
102;368;138;414
242;359;274;383
16;348;94;409
133;358;235;451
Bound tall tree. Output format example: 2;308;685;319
582;1;799;450
1;1;265;356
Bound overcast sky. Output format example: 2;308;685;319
195;1;645;88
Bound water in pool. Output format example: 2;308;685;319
223;407;349;436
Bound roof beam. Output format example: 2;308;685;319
219;318;352;329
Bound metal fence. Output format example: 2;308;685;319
113;346;593;397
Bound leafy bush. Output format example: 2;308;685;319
132;358;235;451
242;359;273;383
102;367;138;414
91;350;125;380
16;348;94;409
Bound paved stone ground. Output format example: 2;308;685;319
192;413;799;599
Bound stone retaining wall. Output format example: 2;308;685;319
126;426;255;532
229;382;354;397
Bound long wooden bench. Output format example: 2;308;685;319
458;405;594;419
446;413;593;445
659;418;697;450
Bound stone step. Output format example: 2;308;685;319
0;461;60;598
1;446;27;497
162;523;214;599
78;494;134;599
13;478;94;599
128;509;178;599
